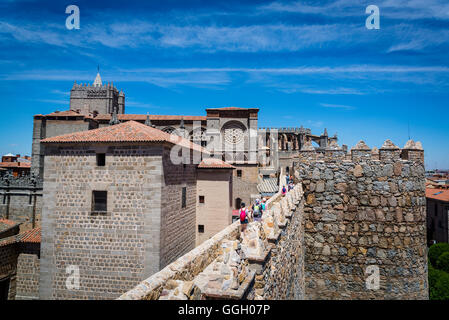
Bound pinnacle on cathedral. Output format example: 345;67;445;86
93;72;102;87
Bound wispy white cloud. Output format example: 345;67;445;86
0;21;359;52
37;99;69;106
51;89;69;96
320;103;355;110
121;65;449;74
260;0;449;20
125;100;168;110
2;64;449;92
306;120;324;128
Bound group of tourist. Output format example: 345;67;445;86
281;174;295;196
239;174;295;232
239;197;267;232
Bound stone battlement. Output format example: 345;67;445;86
71;82;123;94
298;139;424;164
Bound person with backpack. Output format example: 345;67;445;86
282;185;287;196
239;202;249;232
252;199;262;222
261;198;267;213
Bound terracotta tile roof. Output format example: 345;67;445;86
198;158;235;169
41;120;208;153
44;110;84;117
0;162;31;168
0;227;41;247
93;114;207;121
0;219;20;233
426;188;449;202
17;227;41;244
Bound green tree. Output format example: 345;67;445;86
437;252;449;273
431;271;449;300
428;243;449;267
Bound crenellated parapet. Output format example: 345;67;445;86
297;139;424;165
70;73;125;115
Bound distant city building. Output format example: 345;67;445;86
0;154;31;177
426;187;449;244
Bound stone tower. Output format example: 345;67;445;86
69;72;125;115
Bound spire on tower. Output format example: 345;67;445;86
94;70;102;87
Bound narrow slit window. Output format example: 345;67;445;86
92;191;107;213
96;153;106;166
181;187;186;208
198;225;204;233
199;195;205;204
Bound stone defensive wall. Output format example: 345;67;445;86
118;185;305;300
118;138;428;300
296;139;428;299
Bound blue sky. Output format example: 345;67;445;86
0;0;448;169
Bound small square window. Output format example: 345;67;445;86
96;153;106;166
237;170;242;178
181;187;187;208
92;191;107;213
199;195;205;204
198;225;204;233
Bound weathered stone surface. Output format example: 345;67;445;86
353;165;363;177
297;149;428;300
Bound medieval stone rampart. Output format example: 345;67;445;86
297;139;428;299
119;185;305;300
118;139;428;300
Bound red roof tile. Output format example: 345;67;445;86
17;227;41;244
41;120;208;153
94;114;207;121
198;158;235;169
0;227;41;247
0;162;31;168
426;188;449;202
44;110;84;117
